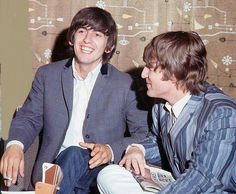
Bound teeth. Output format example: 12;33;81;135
81;46;93;53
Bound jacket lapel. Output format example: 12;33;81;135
86;64;109;111
61;59;74;118
160;94;203;175
170;95;202;140
167;94;203;174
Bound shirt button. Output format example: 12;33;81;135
85;134;90;139
86;114;90;119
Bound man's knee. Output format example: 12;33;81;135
97;164;124;185
56;147;89;162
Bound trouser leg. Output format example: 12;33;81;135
97;164;152;194
55;146;103;194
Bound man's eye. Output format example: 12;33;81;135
78;29;85;33
145;65;153;71
95;32;103;37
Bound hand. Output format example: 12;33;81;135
79;142;112;169
0;144;24;187
119;146;146;176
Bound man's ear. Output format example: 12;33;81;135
105;45;115;53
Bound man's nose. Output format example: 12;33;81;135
83;32;92;43
141;66;148;79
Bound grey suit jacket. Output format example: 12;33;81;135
141;84;236;193
8;58;148;184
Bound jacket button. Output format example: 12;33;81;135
85;134;90;139
86;114;90;119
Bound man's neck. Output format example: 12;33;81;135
167;89;190;106
75;62;100;79
76;66;89;79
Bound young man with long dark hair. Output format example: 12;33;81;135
97;31;236;194
0;7;148;194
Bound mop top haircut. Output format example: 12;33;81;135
67;7;118;64
143;31;208;95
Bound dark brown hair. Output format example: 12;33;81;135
67;7;117;64
143;31;207;95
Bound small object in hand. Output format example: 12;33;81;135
3;176;13;181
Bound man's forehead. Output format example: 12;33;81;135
78;25;107;34
80;25;93;30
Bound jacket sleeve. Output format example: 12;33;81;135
141;104;163;166
8;67;45;151
109;79;149;163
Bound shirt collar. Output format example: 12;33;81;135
72;58;102;81
165;93;191;118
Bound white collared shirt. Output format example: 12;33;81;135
164;93;192;120
59;59;102;153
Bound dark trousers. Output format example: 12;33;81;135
55;146;104;194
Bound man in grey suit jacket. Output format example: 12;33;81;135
97;31;236;193
0;7;148;194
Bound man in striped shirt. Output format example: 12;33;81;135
97;31;236;193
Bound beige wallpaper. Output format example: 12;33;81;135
28;0;236;98
1;0;32;138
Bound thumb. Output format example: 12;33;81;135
79;142;95;150
119;158;125;167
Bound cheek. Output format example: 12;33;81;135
151;78;167;92
149;74;159;85
101;42;108;51
73;42;80;50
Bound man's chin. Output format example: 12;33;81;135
147;90;154;98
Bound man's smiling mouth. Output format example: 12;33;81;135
81;46;93;53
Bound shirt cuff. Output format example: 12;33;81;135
6;140;24;150
106;144;114;163
126;143;146;156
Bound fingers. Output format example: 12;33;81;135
3;158;13;187
118;146;145;175
19;158;25;178
119;158;125;166
119;155;126;166
139;158;146;177
79;143;112;168
12;160;19;185
130;158;140;174
119;156;131;171
88;144;112;169
119;156;143;174
0;145;24;187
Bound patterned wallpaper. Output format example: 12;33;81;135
28;0;236;98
